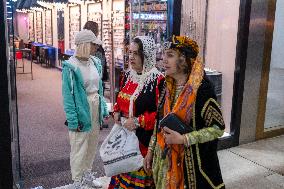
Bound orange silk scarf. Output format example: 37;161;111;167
157;59;204;189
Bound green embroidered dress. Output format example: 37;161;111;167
151;76;226;189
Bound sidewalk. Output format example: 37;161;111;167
54;135;284;189
219;135;284;189
16;60;283;189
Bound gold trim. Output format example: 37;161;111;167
191;105;197;188
196;145;225;189
190;147;197;188
201;98;221;118
203;106;224;126
193;104;197;130
256;0;284;139
195;103;225;188
118;92;132;100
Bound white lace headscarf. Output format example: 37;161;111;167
135;36;157;73
127;36;163;117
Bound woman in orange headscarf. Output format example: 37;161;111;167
144;36;225;189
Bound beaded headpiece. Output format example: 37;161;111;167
164;35;199;59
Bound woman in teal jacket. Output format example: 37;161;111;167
62;30;108;189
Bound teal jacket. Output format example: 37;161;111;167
62;56;108;132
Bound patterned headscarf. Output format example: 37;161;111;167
134;36;157;73
164;35;199;60
127;36;163;117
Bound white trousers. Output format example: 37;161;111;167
69;93;100;181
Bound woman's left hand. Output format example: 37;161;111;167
163;127;184;144
123;117;137;131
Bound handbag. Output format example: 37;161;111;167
99;124;144;177
159;113;194;134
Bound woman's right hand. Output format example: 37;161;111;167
113;112;121;125
143;151;153;174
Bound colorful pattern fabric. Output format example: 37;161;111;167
156;58;204;189
152;73;226;189
109;36;165;189
109;168;155;189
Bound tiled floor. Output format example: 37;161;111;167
53;135;284;189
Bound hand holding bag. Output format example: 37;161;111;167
99;123;144;177
159;113;194;134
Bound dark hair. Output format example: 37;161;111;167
176;56;194;74
133;37;144;63
83;21;99;35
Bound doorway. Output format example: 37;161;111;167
256;0;284;139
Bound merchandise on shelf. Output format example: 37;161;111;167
87;2;103;40
112;10;125;69
124;0;168;69
69;5;81;50
36;11;43;43
28;12;35;41
102;19;112;67
45;9;53;45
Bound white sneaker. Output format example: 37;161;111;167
70;181;83;189
82;171;102;188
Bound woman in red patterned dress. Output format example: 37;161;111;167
108;36;165;189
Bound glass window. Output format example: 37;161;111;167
264;0;284;129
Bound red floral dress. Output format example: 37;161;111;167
108;71;165;189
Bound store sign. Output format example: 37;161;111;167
6;0;13;20
133;13;165;20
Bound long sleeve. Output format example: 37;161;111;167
147;76;166;150
184;98;225;146
138;111;157;131
138;76;165;131
62;67;78;130
148;123;158;152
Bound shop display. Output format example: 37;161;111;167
35;11;43;43
126;0;167;44
125;0;167;70
45;9;53;45
87;2;102;40
69;5;81;50
102;19;112;68
28;12;35;41
112;9;125;69
180;0;208;59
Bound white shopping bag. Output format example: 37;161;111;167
99;123;144;177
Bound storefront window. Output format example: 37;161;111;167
264;0;284;129
35;11;43;43
45;9;53;45
181;0;241;134
69;5;81;50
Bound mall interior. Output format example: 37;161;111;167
0;0;283;188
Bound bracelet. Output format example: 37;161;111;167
133;117;140;129
148;146;154;152
183;134;188;147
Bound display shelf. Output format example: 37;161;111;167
111;2;125;69
102;19;112;68
69;5;81;50
45;9;53;45
35;11;43;43
126;0;167;44
87;2;103;40
28;12;35;41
